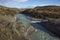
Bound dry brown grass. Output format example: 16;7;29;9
0;15;28;40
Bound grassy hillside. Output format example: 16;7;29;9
21;5;60;19
0;6;28;40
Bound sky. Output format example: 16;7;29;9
0;0;60;8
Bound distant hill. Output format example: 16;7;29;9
21;5;60;19
0;5;25;16
34;5;60;13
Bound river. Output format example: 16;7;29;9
16;13;60;40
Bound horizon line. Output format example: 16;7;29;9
0;4;60;8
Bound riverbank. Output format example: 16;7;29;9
0;14;29;40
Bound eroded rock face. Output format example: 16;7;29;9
41;21;60;38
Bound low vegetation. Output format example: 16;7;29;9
0;18;28;40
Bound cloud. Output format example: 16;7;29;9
29;4;46;8
0;0;28;7
0;0;28;3
15;0;28;2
